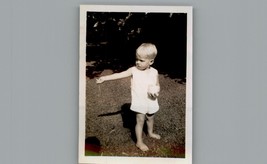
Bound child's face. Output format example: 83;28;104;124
135;54;154;70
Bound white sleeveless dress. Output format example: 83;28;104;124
130;66;159;114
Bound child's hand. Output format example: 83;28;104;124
148;85;160;99
96;77;104;84
148;92;159;99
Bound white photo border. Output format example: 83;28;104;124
79;5;193;164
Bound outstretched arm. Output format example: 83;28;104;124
96;67;132;83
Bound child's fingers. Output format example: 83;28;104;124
153;93;159;98
148;91;159;96
148;92;159;99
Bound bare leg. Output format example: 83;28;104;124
135;113;149;151
146;114;161;139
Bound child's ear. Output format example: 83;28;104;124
149;59;154;65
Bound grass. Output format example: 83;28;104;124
85;69;186;158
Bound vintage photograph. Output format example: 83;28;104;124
79;5;192;164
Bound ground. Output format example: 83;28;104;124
85;69;186;158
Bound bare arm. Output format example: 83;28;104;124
96;67;132;83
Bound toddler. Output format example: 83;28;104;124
96;43;160;151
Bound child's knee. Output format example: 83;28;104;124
136;113;145;124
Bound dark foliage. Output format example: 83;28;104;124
86;12;187;80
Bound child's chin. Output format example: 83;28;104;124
136;66;145;70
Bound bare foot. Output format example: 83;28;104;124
136;142;149;151
149;133;161;139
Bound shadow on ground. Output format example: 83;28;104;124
98;103;137;143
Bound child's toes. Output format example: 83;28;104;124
136;143;149;151
149;133;161;139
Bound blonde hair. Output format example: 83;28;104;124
136;43;157;59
